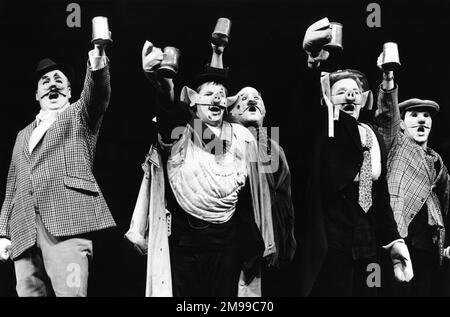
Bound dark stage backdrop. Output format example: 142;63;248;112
0;0;449;297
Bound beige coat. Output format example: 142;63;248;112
125;123;275;297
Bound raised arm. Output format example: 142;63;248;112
75;44;111;134
210;44;225;69
142;41;189;145
374;53;401;152
300;17;336;135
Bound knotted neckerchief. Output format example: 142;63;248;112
28;104;69;153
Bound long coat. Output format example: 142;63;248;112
125;122;275;297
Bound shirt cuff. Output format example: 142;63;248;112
379;83;398;93
382;238;404;250
88;49;108;71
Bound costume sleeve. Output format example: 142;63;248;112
441;172;450;247
0;136;19;238
374;142;402;245
268;142;296;267
374;85;400;152
155;93;190;146
75;61;111;135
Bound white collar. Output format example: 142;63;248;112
36;102;69;125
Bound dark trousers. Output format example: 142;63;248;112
170;245;241;297
310;248;378;297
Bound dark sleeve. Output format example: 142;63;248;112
286;62;328;244
154;90;191;145
270;144;296;267
235;181;265;266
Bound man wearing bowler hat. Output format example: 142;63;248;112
0;43;115;297
375;60;450;296
126;38;274;297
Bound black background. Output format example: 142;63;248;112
0;0;450;297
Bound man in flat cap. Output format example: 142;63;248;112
296;17;413;297
375;54;450;296
0;41;115;296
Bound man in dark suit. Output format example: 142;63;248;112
0;42;116;296
297;18;413;297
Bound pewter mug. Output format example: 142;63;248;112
381;42;401;70
158;46;180;78
324;22;343;51
211;18;231;47
92;16;112;45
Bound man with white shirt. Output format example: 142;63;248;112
0;44;116;297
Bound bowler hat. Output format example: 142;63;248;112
34;58;74;85
398;98;439;116
195;64;229;87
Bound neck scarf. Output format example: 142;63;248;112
28;103;69;153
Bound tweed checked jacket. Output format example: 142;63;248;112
375;86;450;239
0;63;116;260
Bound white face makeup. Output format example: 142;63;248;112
230;87;266;127
195;83;227;127
330;78;363;120
401;109;432;148
35;70;71;111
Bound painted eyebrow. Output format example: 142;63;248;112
337;87;359;92
334;88;347;93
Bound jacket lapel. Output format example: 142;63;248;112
407;137;432;182
22;121;37;159
341;112;362;152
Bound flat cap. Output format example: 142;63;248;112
398;98;439;115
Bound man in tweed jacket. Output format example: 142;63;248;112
0;44;116;296
375;54;450;296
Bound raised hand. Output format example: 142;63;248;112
0;238;11;262
303;17;332;68
142;41;164;73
